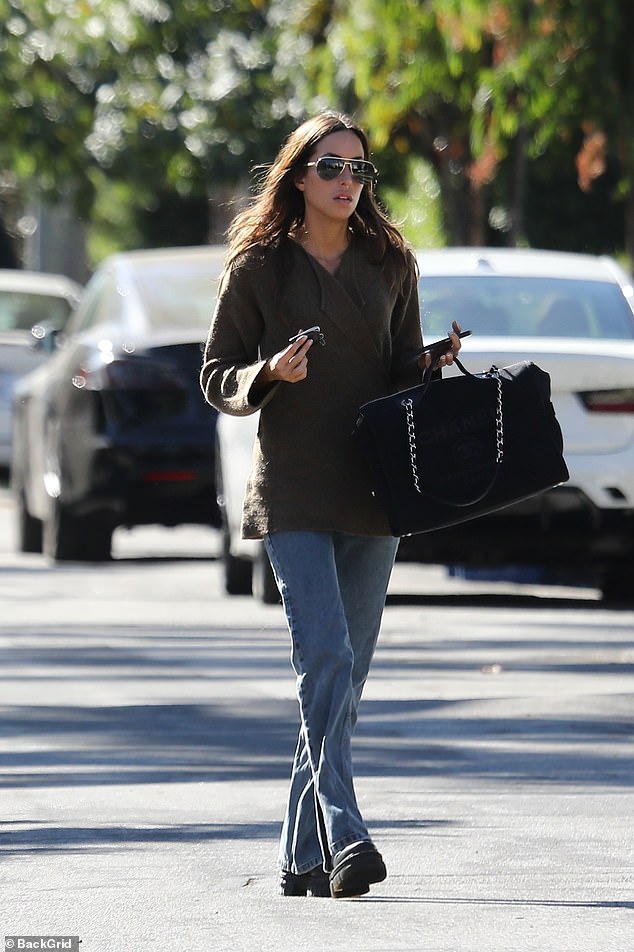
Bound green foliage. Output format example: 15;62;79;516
87;176;144;264
273;0;631;255
380;157;446;250
0;0;631;260
0;0;296;254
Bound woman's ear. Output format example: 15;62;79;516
294;172;306;192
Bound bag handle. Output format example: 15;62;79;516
401;364;504;506
420;354;476;389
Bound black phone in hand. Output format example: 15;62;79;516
288;326;326;346
424;329;471;361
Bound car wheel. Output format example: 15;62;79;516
252;544;281;605
601;563;633;604
221;524;253;595
224;552;253;595
44;498;112;562
16;488;43;554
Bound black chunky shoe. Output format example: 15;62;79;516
329;841;386;898
279;867;331;898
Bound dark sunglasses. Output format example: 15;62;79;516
305;155;378;186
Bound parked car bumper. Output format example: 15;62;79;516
63;439;220;528
397;484;634;568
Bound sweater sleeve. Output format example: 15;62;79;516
199;260;279;416
388;255;425;392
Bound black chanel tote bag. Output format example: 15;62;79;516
353;358;569;536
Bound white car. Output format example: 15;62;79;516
215;248;634;602
0;269;81;466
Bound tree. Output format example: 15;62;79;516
1;0;632;262
272;0;632;260
0;0;293;254
549;0;633;258
461;0;631;256
270;0;495;244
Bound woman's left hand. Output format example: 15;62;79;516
418;320;463;371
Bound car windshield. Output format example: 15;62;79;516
419;276;634;340
0;291;74;332
133;259;223;331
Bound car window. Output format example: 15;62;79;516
418;276;634;340
132;260;223;331
64;269;116;336
0;291;74;332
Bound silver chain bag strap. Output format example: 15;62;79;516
402;368;504;500
353;356;568;537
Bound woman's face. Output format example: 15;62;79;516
294;129;367;225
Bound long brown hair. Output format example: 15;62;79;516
224;111;414;290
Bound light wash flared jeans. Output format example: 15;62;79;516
264;530;399;875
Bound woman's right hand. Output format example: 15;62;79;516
259;336;313;385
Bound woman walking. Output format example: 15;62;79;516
200;111;460;898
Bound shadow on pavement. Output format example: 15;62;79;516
0;820;280;854
386;592;632;610
366;896;634;910
1;617;632;858
0;691;632;792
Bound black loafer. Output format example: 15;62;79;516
329;841;387;898
279;867;331;897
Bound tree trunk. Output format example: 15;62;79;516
468;186;487;245
510;127;528;247
134;190;211;249
0;217;19;268
439;176;488;246
625;189;634;270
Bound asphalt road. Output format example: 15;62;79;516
0;483;632;952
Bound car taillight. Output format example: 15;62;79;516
142;470;197;483
72;357;182;392
579;389;634;413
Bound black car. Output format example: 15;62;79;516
11;246;226;561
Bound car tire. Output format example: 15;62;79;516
16;488;43;554
252;544;281;605
44;498;112;562
223;551;253;595
221;521;253;594
601;563;633;604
